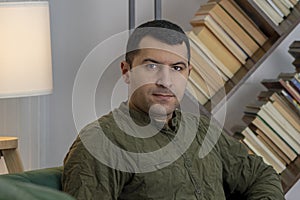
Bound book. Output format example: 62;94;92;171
192;26;242;78
289;41;300;49
290;77;300;93
232;0;281;35
186;80;209;104
188;29;241;79
288;41;300;61
258;91;300;133
255;127;291;164
267;0;285;18
278;72;300;93
270;94;300;128
286;80;300;101
292;59;300;71
262;102;300;144
190;56;222;95
281;90;300;115
293;59;300;65
240;140;255;155
242;114;298;161
195;2;260;56
243;116;291;165
248;102;300;144
252;0;284;26
278;72;300;79
242;127;286;173
188;31;229;85
271;0;291;17
244;104;300;154
288;48;300;59
190;14;248;64
281;89;300;114
289;0;299;6
256;133;288;166
208;0;268;46
189;68;211;99
280;0;295;8
261;78;300;104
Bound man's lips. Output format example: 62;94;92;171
151;88;177;101
153;93;174;97
152;93;175;100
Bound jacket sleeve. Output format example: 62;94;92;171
218;131;285;200
62;135;131;200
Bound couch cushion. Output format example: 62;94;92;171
0;177;75;200
0;167;75;200
0;166;63;190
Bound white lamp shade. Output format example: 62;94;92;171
0;1;53;98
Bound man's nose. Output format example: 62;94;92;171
156;66;172;88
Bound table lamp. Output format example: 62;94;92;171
0;1;52;173
0;1;53;98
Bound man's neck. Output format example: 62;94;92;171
127;101;173;124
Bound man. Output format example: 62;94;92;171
62;20;284;199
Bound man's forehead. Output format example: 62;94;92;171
137;36;188;60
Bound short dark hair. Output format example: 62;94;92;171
125;20;190;66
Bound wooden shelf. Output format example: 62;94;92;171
281;156;300;193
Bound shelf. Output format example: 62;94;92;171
281;156;300;193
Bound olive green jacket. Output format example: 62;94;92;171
62;103;284;200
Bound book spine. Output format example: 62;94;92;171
267;0;285;18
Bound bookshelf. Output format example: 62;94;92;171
238;40;300;194
186;0;300;194
200;1;300;112
185;0;300;135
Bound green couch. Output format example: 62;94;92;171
0;167;75;200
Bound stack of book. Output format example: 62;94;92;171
251;0;298;26
239;42;300;174
186;0;268;104
289;40;300;72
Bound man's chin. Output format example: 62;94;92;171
148;104;176;120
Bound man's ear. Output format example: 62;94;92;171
188;64;192;76
121;61;130;84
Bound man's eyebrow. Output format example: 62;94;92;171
172;62;187;68
142;58;161;64
143;58;187;67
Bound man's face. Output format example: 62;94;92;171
121;36;191;121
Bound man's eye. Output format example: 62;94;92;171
145;63;158;70
172;66;183;71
